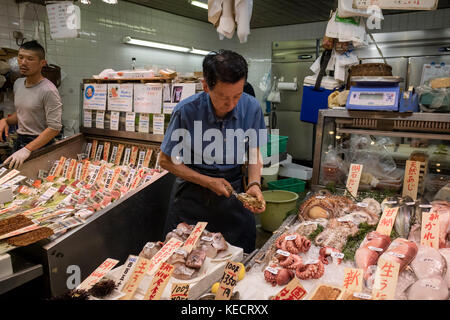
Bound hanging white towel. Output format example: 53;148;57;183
235;0;252;43
217;0;236;39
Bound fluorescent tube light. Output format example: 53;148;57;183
102;0;118;4
190;48;211;55
123;36;211;56
123;37;191;53
190;0;208;9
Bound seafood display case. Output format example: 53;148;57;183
313;109;450;198
237;109;449;300
0;129;175;297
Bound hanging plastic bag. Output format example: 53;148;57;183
320;145;348;186
259;69;271;101
416;80;450;113
266;77;280;103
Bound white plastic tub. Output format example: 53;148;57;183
279;163;313;181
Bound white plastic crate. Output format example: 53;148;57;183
279;163;313;181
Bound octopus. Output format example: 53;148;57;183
264;264;295;287
275;232;311;254
295;260;325;280
298;193;355;221
314;219;359;251
277;254;303;270
319;247;343;265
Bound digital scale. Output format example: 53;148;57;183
346;76;404;111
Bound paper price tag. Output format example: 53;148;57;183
143;262;174;300
120;257;152;300
215;261;242;300
115;255;139;292
182;222;208;253
376;207;399;236
372;257;400;300
110;111;120;131
0;170;20;185
90;141;98;159
353;292;372;300
368;246;383;252
402;160;420;200
110;146;118;164
83;110;92;128
143;149;153;168
123;148;131;166
271;278;307;300
421;210;440;249
125;112;135;132
129;146;139;166
153;114;165;135
114;144;125;166
285;235;297;241
265;266;279;275
95;144;104;162
103;142;111;162
95;110;105;129
276;249;291;257
171;283;190;300
138;113;150;133
137;150;146;168
342;268;363;293
345;163;363;198
77;258;119;291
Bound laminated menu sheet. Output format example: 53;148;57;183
108;84;133;112
163;83;196;114
83;84;107;110
134;83;163;114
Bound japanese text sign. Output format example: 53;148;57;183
215;261;241;300
271;278;307;300
372;258;400;300
421;210;440;249
345;164;363;198
120;257;152;300
147;237;184;276
182;222;208;254
376;207;399;236
144;262;174;300
342;267;363;293
402;160;420;200
171;283;190;300
77;258;119;291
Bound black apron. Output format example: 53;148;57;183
163;165;256;254
13;134;55;152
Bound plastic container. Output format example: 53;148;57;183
279;163;313;180
262;164;279;189
261;134;288;158
261;190;299;232
268;177;306;193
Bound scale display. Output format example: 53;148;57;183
347;85;400;111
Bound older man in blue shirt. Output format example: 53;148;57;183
159;50;267;253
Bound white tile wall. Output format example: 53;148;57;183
0;0;449;133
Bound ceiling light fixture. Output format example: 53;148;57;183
190;0;208;10
102;0;118;4
80;0;91;4
123;36;211;55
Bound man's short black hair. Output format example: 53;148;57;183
19;40;45;60
203;50;248;90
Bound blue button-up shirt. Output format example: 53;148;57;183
161;91;267;172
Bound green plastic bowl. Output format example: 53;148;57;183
260;190;299;232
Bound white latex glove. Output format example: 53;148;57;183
4;147;31;169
